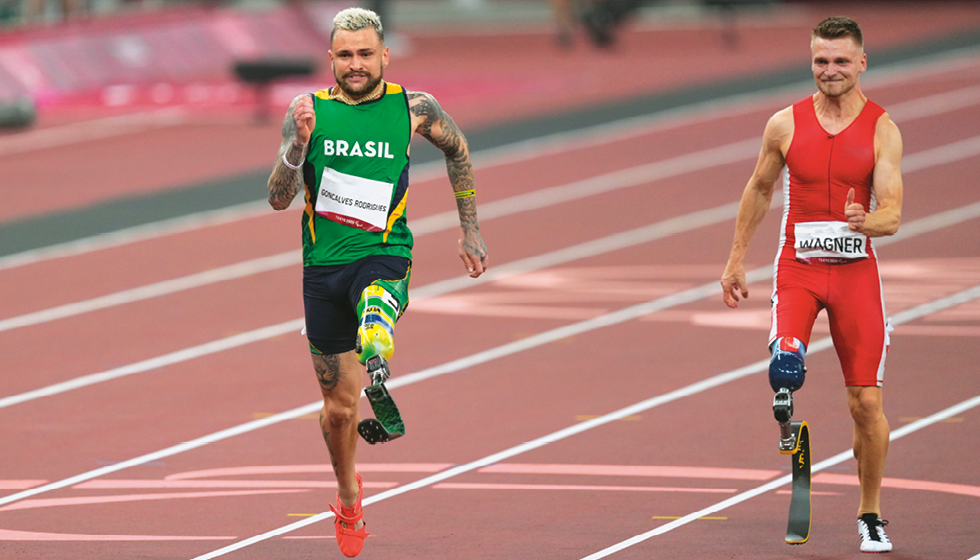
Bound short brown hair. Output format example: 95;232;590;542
812;16;863;47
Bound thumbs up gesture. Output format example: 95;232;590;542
844;188;866;232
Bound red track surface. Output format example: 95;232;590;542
1;4;979;560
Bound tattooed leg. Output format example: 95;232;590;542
312;351;365;514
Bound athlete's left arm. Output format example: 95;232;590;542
408;90;489;278
846;114;903;236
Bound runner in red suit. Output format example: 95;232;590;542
721;16;903;553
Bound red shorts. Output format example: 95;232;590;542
769;257;890;387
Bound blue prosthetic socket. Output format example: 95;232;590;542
769;336;807;393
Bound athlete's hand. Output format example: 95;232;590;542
458;228;488;278
292;95;315;146
844;188;866;232
721;261;748;309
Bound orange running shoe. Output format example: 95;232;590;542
329;472;369;557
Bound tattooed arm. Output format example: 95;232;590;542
268;94;315;211
408;90;489;278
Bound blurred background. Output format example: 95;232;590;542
0;0;798;127
1;0;978;258
0;0;959;130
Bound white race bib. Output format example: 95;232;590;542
315;167;393;232
794;221;868;260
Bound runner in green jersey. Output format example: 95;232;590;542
266;7;488;558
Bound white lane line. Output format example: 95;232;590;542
2;196;977;509
578;391;980;560
187;283;980;560
0;107;188;157
0;131;757;274
0;252;299;334
0;104;761;273
0;271;770;507
5;172;980;411
0;319;304;410
0;200;746;409
887;83;980;122
3;60;978;272
0;136;760;333
901;134;980;173
0;73;980;498
5;124;980;336
0;200;272;271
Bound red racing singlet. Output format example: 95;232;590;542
779;95;886;264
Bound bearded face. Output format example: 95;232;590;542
329;28;389;99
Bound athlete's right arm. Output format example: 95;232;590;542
721;108;792;309
267;95;315;211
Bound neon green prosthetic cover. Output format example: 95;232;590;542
355;275;409;365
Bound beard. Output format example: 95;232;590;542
336;69;384;99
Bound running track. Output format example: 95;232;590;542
1;5;979;560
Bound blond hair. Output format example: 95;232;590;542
332;7;384;43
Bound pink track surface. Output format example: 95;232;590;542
1;4;979;560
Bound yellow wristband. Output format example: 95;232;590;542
454;189;476;200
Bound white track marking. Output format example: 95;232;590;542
1;201;977;508
0;135;760;330
0;57;976;508
0;201;746;408
887;84;980;122
4;177;980;409
901;134;980;173
2;58;978;272
0;251;299;333
4;125;980;335
0;273;768;507
0;200;271;271
0;319;304;410
0;136;761;333
187;284;980;560
0;107;188;157
578;391;980;560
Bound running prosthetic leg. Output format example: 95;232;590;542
773;390;812;543
354;284;405;444
354;284;398;366
769;337;811;544
770;337;807;451
774;388;797;452
782;420;811;544
357;355;405;444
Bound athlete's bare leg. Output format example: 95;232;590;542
846;385;889;517
313;350;366;531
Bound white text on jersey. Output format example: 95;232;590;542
324;140;395;159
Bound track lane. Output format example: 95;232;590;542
3;123;979;402
175;279;980;560
2;65;979;322
1;32;979;560
1;85;972;444
3;198;976;560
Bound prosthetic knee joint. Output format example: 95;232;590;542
769;336;807;451
355;284;401;381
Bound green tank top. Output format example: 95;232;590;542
300;82;414;266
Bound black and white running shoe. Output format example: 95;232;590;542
858;513;892;553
